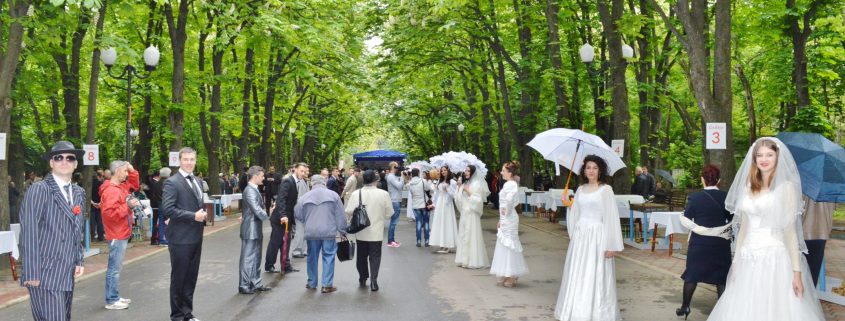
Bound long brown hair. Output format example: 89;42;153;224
749;139;778;194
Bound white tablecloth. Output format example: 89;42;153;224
11;223;20;244
0;231;19;260
544;189;574;211
615;195;646;218
527;192;548;207
219;193;242;208
647;212;688;236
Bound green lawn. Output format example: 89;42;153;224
835;205;845;226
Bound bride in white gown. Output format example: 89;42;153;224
489;161;529;287
454;165;490;269
554;155;624;321
429;166;458;253
707;137;824;321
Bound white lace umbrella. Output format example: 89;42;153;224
527;128;625;206
407;161;434;172
527;128;625;175
429;151;487;177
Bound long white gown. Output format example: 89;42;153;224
554;185;624;321
429;180;458;248
490;180;529;277
707;186;825;321
454;178;490;269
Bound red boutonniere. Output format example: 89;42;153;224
72;205;81;215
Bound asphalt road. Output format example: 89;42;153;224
1;209;717;321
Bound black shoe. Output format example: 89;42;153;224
359;278;367;288
292;254;306;258
256;286;272;292
416;242;421;247
238;289;255;294
265;267;280;273
370;279;379;292
284;267;299;273
424;241;430;247
675;307;690;320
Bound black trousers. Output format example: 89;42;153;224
356;240;382;281
169;242;202;321
265;220;294;270
804;239;827;286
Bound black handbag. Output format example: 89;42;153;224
347;189;371;234
337;236;354;261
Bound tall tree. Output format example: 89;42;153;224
164;0;190;152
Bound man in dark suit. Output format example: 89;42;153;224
238;166;249;193
90;169;106;241
263;166;282;215
238;166;276;294
19;141;86;321
148;171;163;245
265;163;308;273
161;147;208;321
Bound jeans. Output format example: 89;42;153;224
413;209;430;243
105;239;128;304
158;214;168;245
388;202;401;243
306;239;338;288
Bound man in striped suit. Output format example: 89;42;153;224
19;141;87;321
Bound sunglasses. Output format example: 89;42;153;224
52;154;77;162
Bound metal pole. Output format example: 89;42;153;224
125;66;134;161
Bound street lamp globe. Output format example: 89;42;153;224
100;47;117;68
457;123;465;132
321;143;326;149
579;43;595;63
289;126;296;134
621;43;634;59
129;129;140;137
143;45;161;71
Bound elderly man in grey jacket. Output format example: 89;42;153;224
294;175;347;293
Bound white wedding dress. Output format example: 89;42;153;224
454;178;490;269
554;185;623;321
429;180;458;248
707;185;825;321
490;180;529;277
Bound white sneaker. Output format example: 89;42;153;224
119;297;131;304
105;301;129;310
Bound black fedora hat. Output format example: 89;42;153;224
43;141;85;160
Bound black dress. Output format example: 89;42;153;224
680;189;733;285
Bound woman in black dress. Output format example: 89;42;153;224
676;165;733;319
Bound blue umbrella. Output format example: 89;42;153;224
776;132;845;203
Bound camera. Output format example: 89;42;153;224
126;194;152;219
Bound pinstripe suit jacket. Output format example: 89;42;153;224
19;174;86;291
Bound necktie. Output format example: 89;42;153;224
63;185;72;205
187;176;201;200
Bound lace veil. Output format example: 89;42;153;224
724;136;807;252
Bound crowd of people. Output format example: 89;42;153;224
12;137;833;321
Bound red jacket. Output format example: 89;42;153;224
99;169;140;240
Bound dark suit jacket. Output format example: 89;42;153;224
161;173;205;245
263;173;282;199
684;189;733;246
272;176;298;225
149;178;164;208
238;173;249;192
241;184;269;240
19;174;85;291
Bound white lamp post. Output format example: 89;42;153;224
100;45;161;160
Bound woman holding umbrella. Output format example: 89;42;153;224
454;165;491;269
429;166;458;254
554;155;624;321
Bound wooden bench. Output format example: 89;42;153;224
667;190;688;211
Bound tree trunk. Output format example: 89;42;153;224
544;0;573;127
735;62;757;143
164;0;190;152
84;0;108;236
134;0;160;178
0;0;29;232
53;11;91;143
597;0;632;192
786;0;824;118
237;46;255;172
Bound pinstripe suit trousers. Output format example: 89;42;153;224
28;287;73;321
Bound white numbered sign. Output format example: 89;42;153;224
611;139;625;157
169;152;180;167
82;144;99;165
0;133;5;160
706;123;726;150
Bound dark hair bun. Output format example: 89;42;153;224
505;161;520;174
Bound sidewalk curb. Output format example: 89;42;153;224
0;221;241;310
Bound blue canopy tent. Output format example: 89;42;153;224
353;150;408;170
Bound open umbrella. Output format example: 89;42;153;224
527;128;625;206
654;169;677;185
279;221;289;274
776;132;845;202
429;151;488;177
407;161;434;172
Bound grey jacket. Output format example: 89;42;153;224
240;183;269;240
406;177;432;209
294;185;347;240
386;173;405;202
